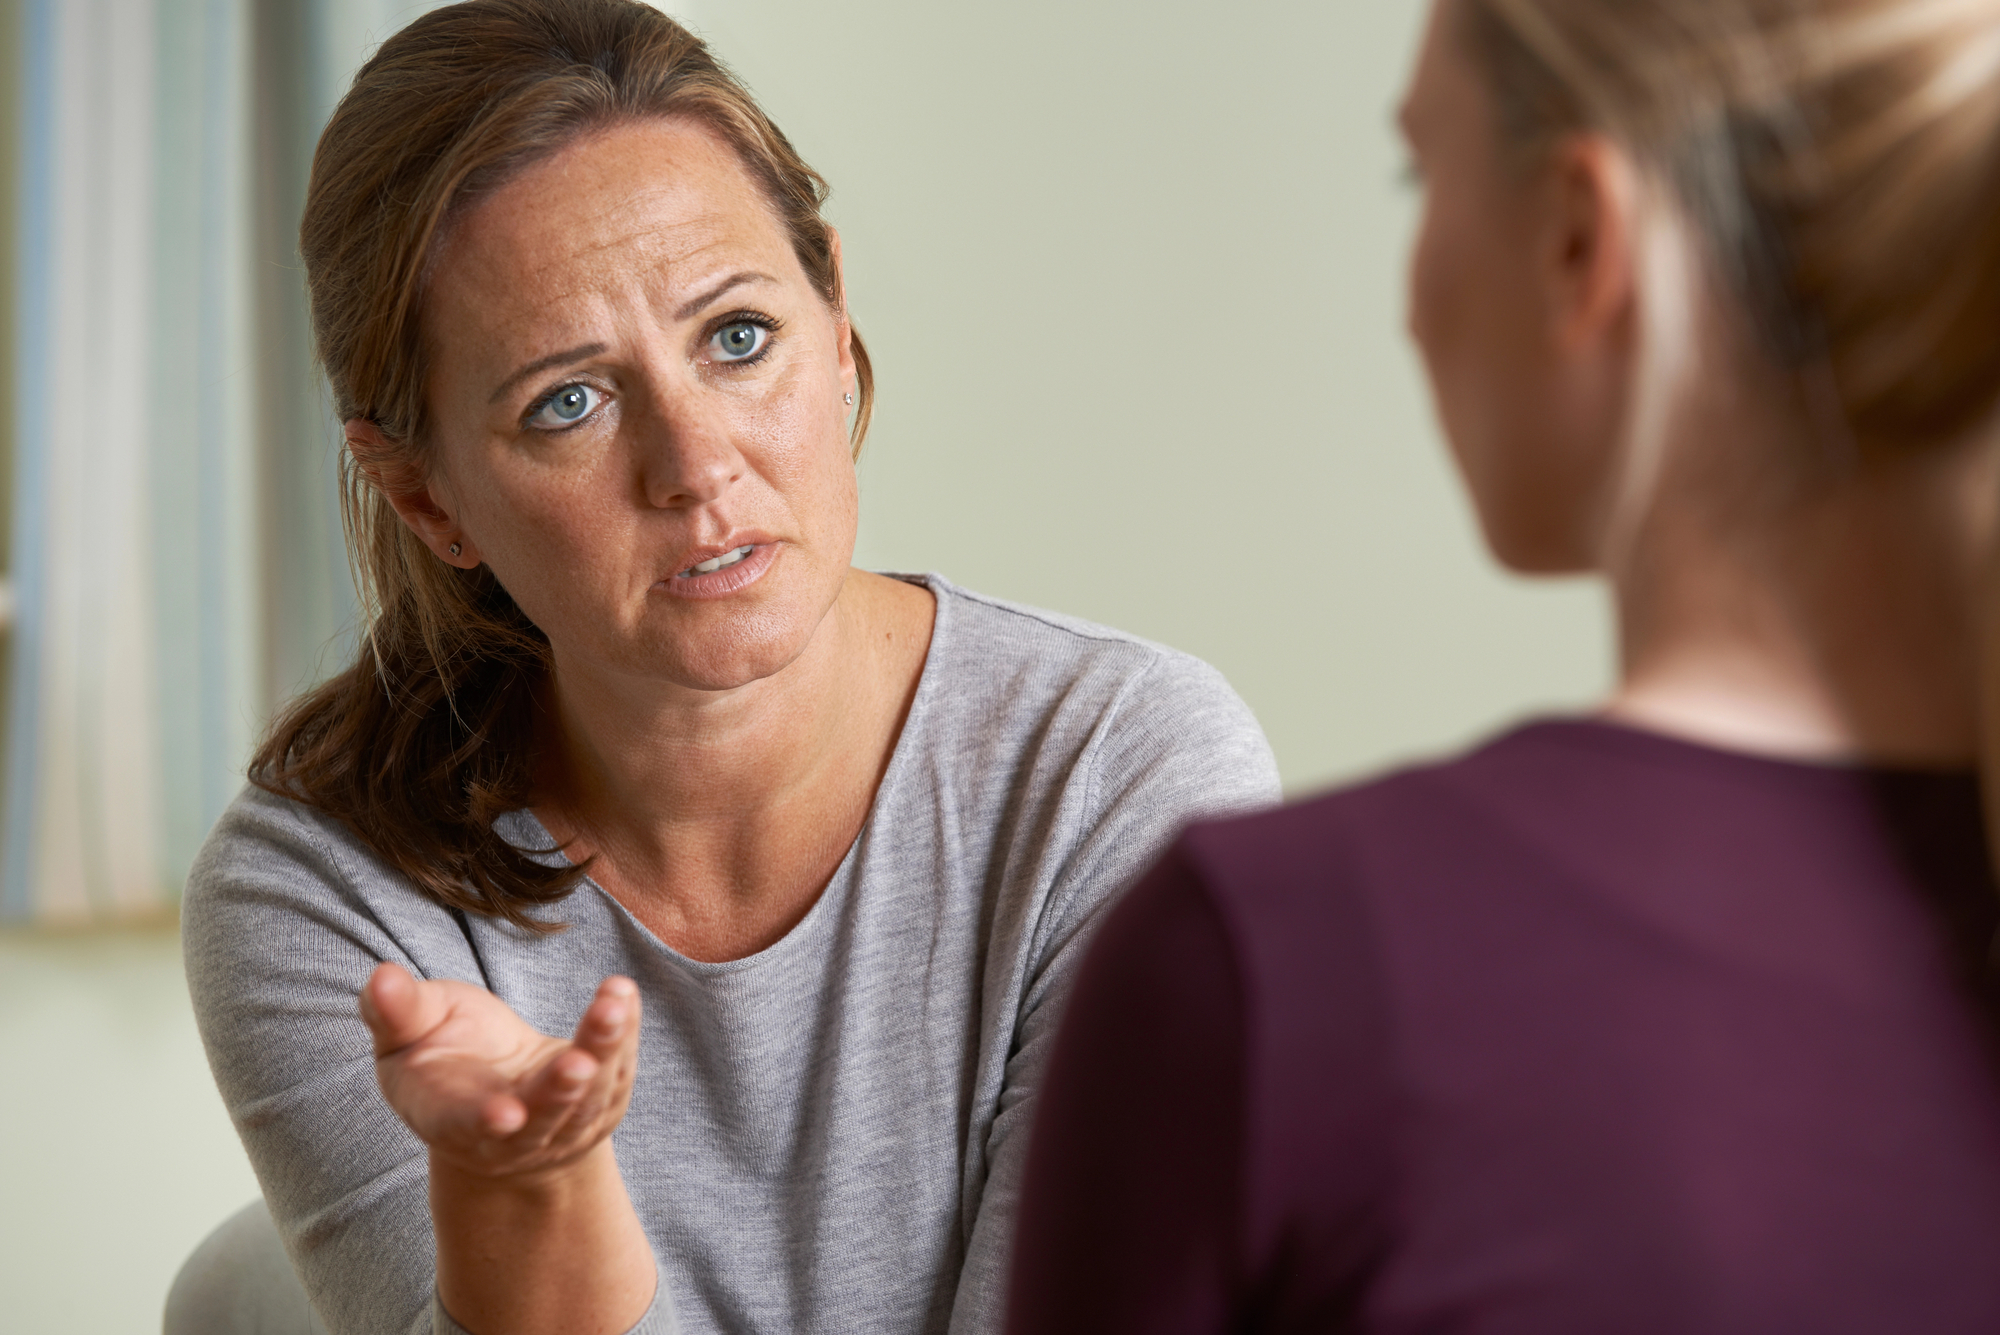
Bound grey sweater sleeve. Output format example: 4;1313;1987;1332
434;1290;675;1335
946;651;1282;1333
182;792;676;1335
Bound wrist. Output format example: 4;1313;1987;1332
431;1134;622;1209
431;1138;653;1335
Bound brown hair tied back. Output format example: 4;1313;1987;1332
254;0;873;927
1461;0;2000;450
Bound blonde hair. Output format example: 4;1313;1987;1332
1461;0;2000;451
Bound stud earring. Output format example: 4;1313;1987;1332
448;543;462;558
844;391;854;405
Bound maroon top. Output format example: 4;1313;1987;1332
1010;719;2000;1334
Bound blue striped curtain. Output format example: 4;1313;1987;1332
0;0;453;924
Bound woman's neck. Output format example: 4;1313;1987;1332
531;569;934;960
1607;425;1998;768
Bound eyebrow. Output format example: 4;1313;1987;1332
675;270;775;321
485;271;780;406
489;343;608;405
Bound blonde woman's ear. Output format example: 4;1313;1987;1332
1542;135;1642;355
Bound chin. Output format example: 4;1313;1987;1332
1461;481;1600;575
1485;532;1596;576
632;604;824;692
542;553;846;692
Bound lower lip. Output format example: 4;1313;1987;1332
655;542;779;600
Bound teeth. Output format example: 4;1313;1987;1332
685;544;754;577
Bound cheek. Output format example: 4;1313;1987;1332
1408;199;1452;365
737;358;860;543
438;435;641;638
1406;189;1593;570
1409;189;1491;472
464;453;605;563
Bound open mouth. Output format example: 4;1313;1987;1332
678;544;756;578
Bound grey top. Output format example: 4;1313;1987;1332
183;574;1281;1335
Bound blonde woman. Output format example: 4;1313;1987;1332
175;2;1278;1333
1011;0;2000;1329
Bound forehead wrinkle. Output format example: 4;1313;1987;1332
451;117;775;256
438;234;775;401
502;207;768;314
426;122;804;393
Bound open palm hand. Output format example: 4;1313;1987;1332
358;963;642;1182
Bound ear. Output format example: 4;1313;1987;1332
344;418;484;569
1539;133;1642;355
825;225;857;394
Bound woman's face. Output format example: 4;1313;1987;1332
416;118;859;693
1400;1;1632;572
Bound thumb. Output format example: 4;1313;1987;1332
358;962;446;1057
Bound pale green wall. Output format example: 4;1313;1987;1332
0;929;259;1334
698;0;1611;793
0;3;1613;1331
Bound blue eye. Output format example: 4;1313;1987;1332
711;320;769;362
527;383;600;429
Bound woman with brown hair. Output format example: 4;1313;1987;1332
1010;0;2000;1330
175;2;1278;1332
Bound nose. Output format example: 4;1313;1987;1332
633;381;746;509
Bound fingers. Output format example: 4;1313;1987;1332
358;962;449;1057
374;973;642;1175
573;976;641;1060
471;1055;587;1166
484;979;639;1159
478;1092;531;1139
578;978;641;1128
529;1046;603;1101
